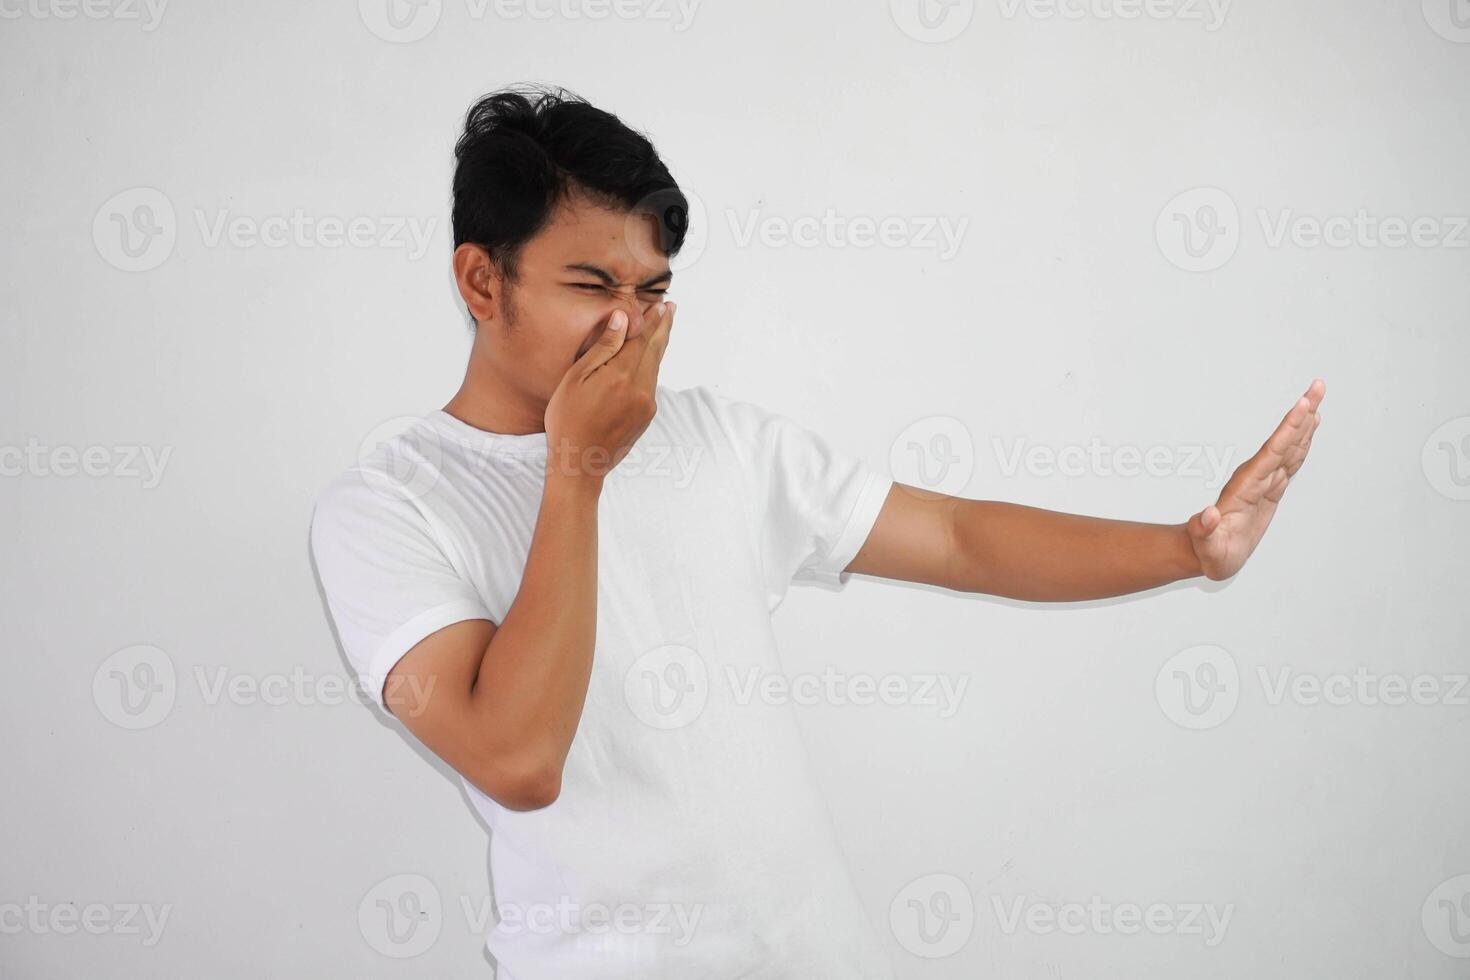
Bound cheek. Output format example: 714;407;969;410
513;293;603;372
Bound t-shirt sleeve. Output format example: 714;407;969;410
309;472;493;716
703;388;894;603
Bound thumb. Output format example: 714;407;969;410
573;310;628;377
1188;505;1220;541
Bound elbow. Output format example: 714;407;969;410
470;756;564;812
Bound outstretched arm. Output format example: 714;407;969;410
845;379;1325;600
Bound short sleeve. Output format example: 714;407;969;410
309;471;492;716
701;388;893;602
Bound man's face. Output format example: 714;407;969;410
460;192;674;405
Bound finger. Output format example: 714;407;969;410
573;310;629;378
1187;505;1220;543
634;301;675;389
1284;412;1321;476
1302;377;1326;412
602;304;657;373
1244;393;1314;482
1263;467;1290;503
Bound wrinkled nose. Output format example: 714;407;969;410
609;287;658;338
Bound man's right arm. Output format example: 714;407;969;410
382;468;602;811
376;301;674;812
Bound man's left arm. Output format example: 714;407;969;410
845;380;1325;600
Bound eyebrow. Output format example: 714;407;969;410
563;263;673;289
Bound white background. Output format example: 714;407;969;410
3;0;1469;976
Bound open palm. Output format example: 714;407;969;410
1187;379;1325;581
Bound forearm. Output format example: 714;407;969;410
947;499;1202;601
469;470;602;777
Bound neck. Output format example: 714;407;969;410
443;346;547;436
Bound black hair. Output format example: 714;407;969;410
452;84;688;284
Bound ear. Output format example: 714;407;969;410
452;243;501;326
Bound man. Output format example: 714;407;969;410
310;85;1324;979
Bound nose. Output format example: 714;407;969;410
607;286;658;338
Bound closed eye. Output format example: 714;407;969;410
569;283;669;297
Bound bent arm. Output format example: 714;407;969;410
384;469;603;811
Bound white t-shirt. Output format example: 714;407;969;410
310;383;896;979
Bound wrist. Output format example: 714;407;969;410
544;466;605;502
1173;522;1203;580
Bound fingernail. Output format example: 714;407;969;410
611;311;626;329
